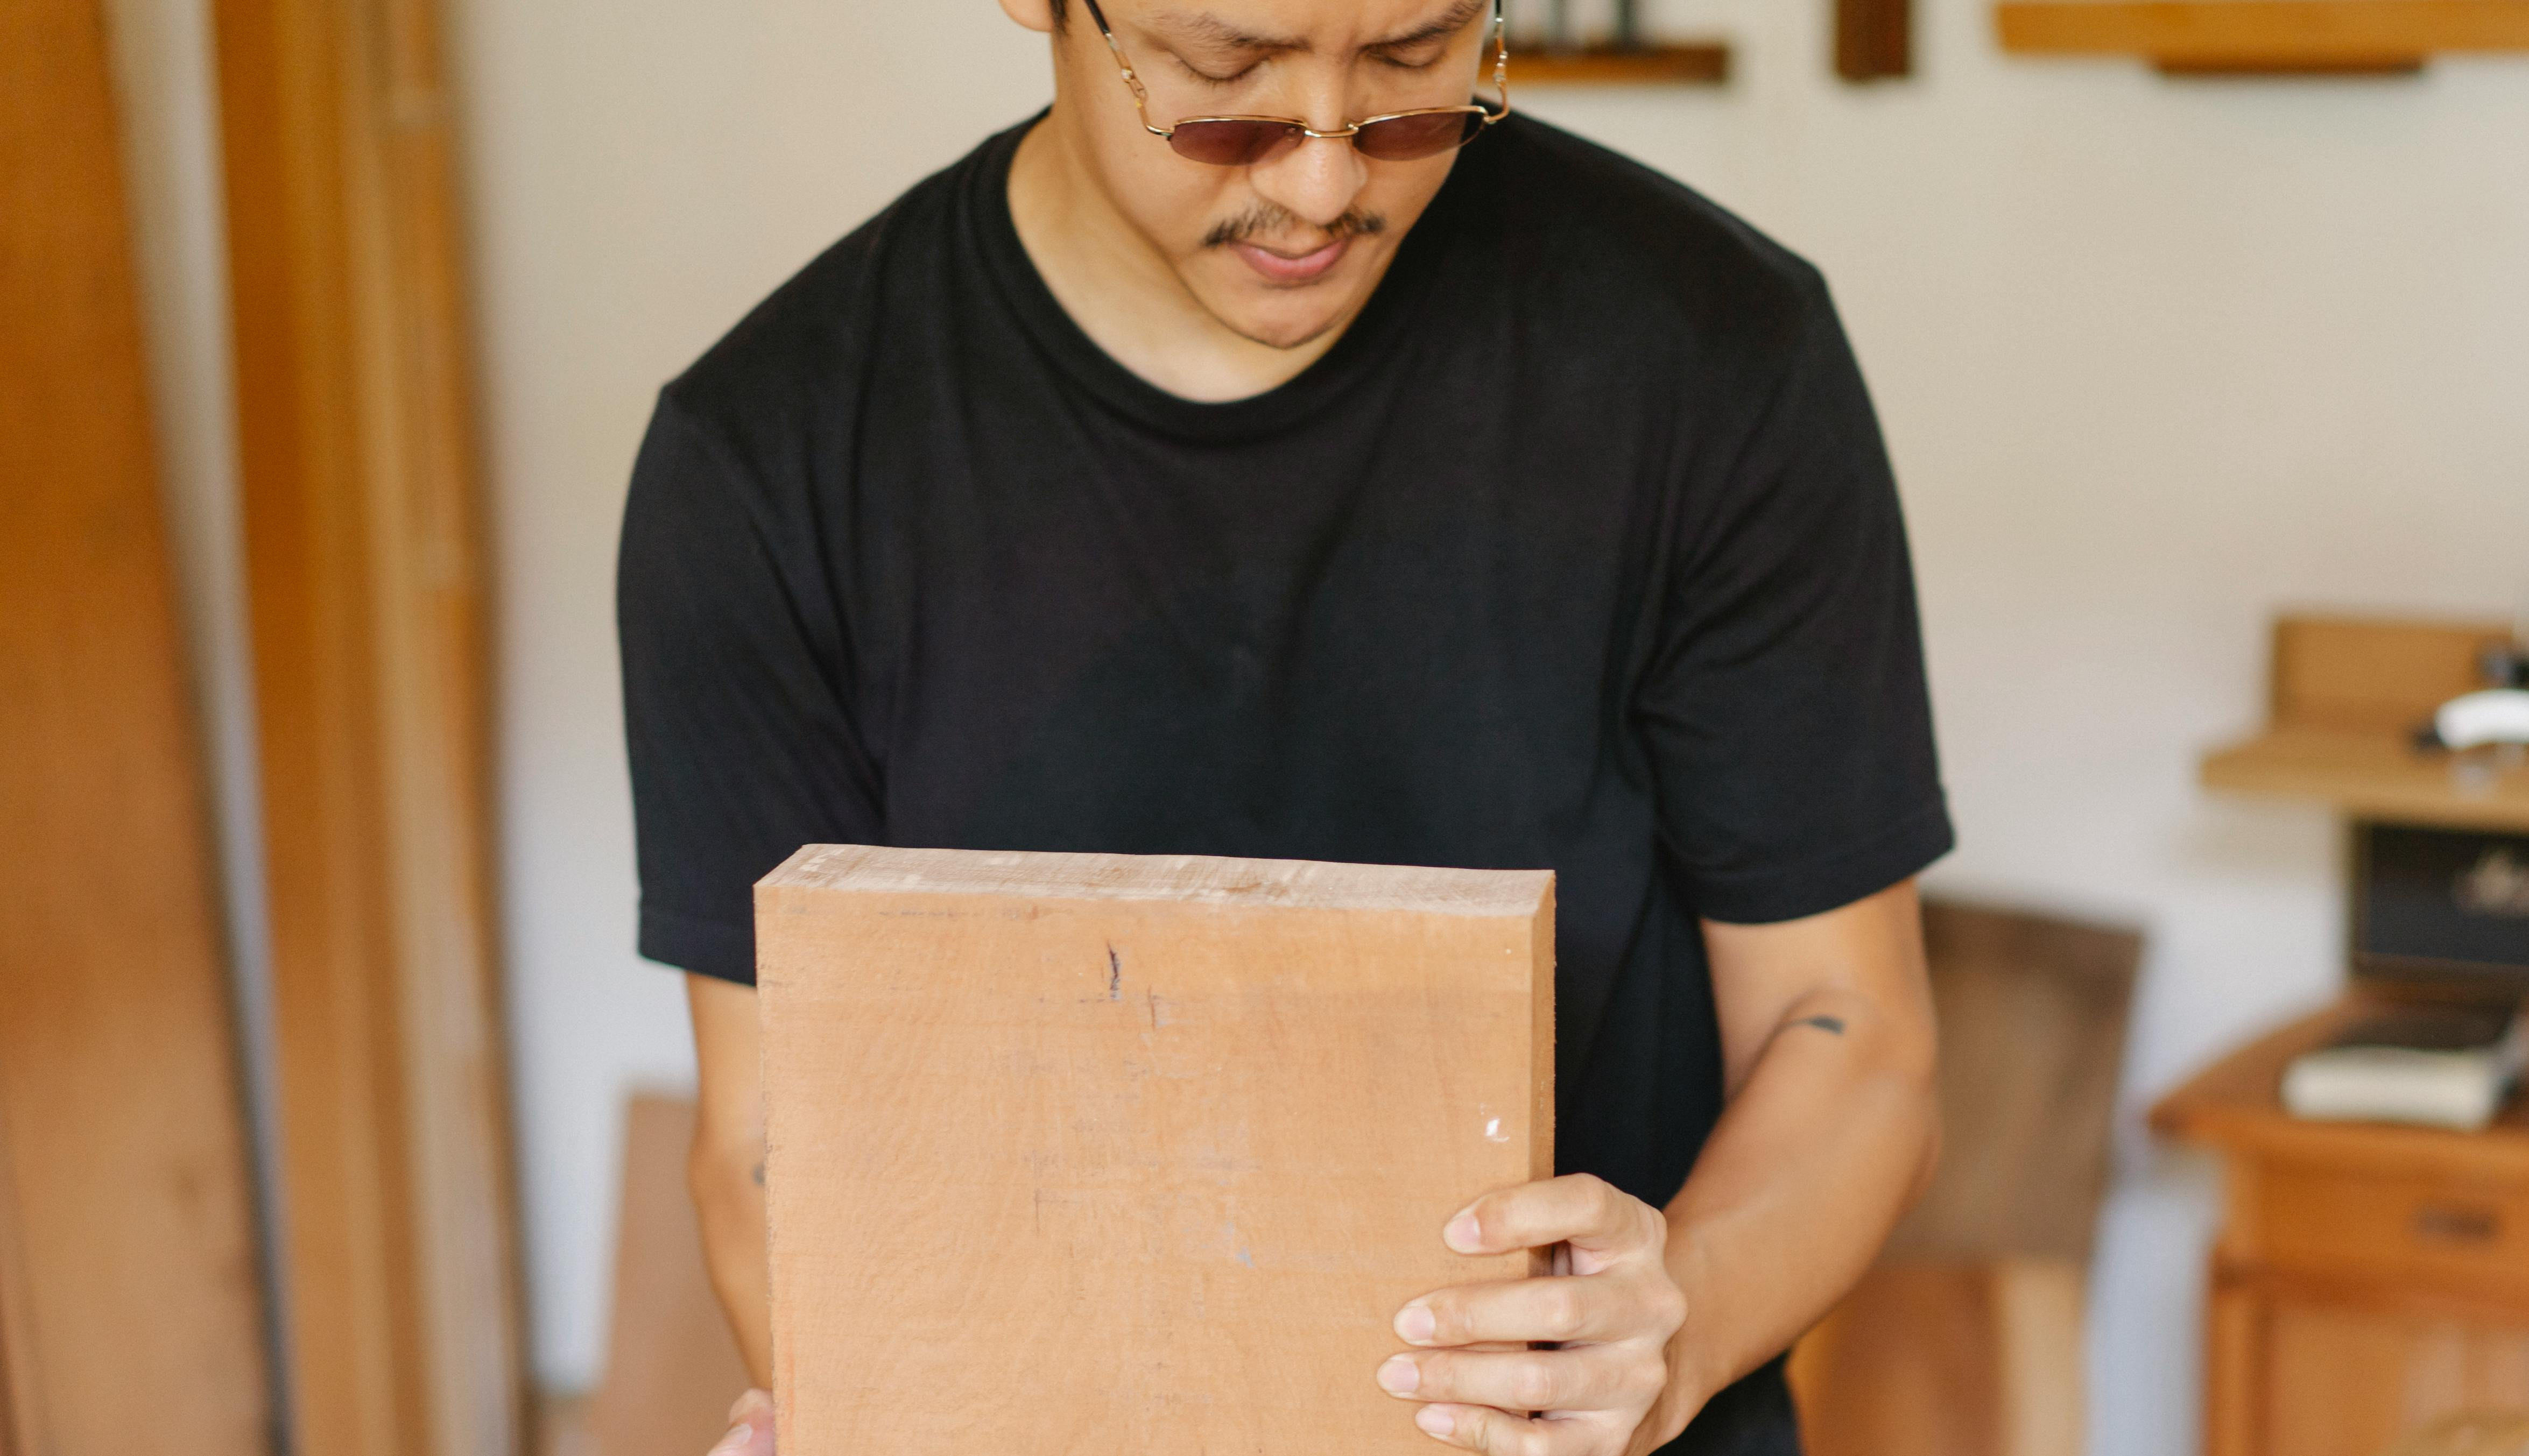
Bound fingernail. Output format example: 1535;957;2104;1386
1395;1303;1436;1344
1443;1211;1482;1253
1377;1355;1421;1396
1417;1405;1456;1437
707;1423;752;1456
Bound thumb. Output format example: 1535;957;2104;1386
707;1389;775;1456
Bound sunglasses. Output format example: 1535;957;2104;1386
1080;0;1511;166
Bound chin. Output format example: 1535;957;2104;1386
1195;269;1368;351
1224;306;1350;351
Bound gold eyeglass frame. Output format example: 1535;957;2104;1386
1078;0;1512;162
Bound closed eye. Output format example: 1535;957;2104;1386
1176;54;1261;86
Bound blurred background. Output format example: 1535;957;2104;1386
8;0;2528;1454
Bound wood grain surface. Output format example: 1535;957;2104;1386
213;0;525;1447
0;0;271;1449
756;847;1554;1454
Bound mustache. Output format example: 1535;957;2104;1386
1203;203;1387;251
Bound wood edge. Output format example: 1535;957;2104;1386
757;846;1556;918
1532;877;1558;1188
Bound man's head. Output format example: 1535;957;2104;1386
998;0;1503;352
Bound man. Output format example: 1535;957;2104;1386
622;0;1950;1451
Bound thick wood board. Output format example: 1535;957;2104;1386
757;846;1554;1454
0;0;270;1448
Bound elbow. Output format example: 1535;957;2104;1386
686;1116;765;1231
1891;1012;1943;1210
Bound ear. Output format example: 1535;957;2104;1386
998;0;1058;34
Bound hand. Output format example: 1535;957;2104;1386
1376;1175;1691;1455
706;1389;774;1456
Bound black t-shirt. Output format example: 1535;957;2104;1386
619;113;1950;1453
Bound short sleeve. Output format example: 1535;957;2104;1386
1638;276;1952;924
616;389;882;983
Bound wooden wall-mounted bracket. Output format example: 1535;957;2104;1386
1839;0;1916;80
1519;42;1734;85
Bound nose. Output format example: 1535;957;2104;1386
1246;127;1370;234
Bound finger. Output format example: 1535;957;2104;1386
708;1389;775;1456
1445;1175;1662;1264
1412;1403;1602;1456
1397;1272;1650;1348
1378;1345;1665;1415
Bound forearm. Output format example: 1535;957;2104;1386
689;1135;776;1388
1652;988;1938;1431
687;972;776;1389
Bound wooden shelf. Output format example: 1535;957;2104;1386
1997;1;2529;73
2202;727;2529;834
1517;43;1732;86
2198;614;2529;831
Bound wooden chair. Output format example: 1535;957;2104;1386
1790;900;2144;1456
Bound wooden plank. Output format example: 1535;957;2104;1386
0;1;272;1451
1838;0;1915;80
587;1096;755;1456
1997;1;2529;70
211;0;525;1451
756;847;1554;1455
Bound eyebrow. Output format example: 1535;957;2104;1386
1149;0;1487;56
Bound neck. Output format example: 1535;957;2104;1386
1005;110;1366;404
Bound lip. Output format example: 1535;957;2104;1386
1231;236;1350;285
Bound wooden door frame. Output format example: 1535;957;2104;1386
212;0;526;1451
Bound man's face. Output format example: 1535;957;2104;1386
1051;0;1496;350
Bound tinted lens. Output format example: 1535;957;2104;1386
1354;109;1484;161
1168;119;1307;166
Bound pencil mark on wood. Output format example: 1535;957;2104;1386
1107;945;1123;1000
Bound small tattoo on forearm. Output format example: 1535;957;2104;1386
751;1162;766;1187
1796;1015;1847;1035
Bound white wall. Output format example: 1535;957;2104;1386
445;3;2529;1452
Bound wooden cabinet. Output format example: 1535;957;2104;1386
2162;1001;2529;1456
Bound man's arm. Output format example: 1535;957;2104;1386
1656;877;1940;1430
688;973;776;1389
